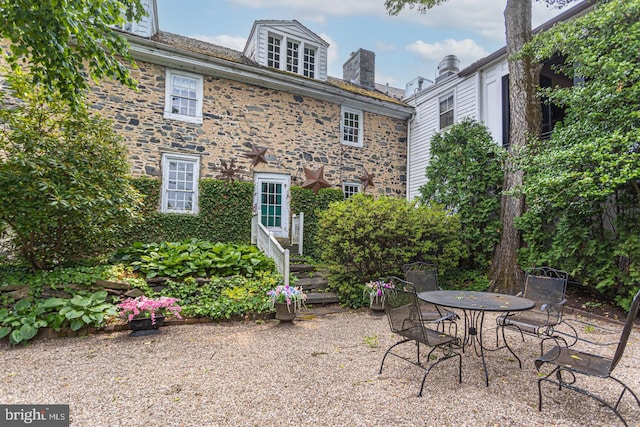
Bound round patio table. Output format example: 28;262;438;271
418;290;535;386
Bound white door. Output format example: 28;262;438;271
254;173;290;238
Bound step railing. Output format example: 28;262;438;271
291;212;304;255
251;215;290;285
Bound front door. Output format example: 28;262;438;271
254;173;290;239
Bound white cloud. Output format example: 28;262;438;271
319;32;340;76
375;71;397;86
407;38;488;63
190;34;247;51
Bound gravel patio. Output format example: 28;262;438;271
1;307;638;426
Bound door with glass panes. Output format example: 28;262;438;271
254;173;290;239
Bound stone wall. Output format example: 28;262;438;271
89;61;408;196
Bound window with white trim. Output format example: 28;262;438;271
164;70;203;124
439;93;454;129
303;45;316;78
161;153;200;214
341;106;363;147
286;39;299;73
267;34;281;68
342;182;361;199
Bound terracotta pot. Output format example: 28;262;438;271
370;300;385;312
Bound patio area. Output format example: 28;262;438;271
1;308;638;426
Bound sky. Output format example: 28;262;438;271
155;0;575;91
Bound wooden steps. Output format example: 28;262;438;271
290;261;339;305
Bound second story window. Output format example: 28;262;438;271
164;70;203;124
286;40;299;73
303;46;316;78
268;34;281;68
341;106;363;147
439;93;454;129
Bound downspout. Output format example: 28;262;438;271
406;111;417;202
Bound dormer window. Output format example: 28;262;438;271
244;21;329;81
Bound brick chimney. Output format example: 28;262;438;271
342;48;375;90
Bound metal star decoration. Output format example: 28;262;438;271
359;168;375;191
218;159;238;183
244;144;268;167
301;166;332;194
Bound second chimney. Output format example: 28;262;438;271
343;48;375;90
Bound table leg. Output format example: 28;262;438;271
461;309;490;386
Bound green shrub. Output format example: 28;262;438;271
419;119;504;269
317;194;466;305
0;73;142;270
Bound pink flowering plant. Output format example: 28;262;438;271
267;284;307;312
117;296;183;325
364;280;395;307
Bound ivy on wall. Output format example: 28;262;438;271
119;178;343;261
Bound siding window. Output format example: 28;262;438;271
164;70;203;124
342;183;361;199
341;106;363;147
303;45;316;78
439;93;454;129
161;153;200;214
286;40;299;73
268;34;281;68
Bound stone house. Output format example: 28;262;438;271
403;0;594;200
94;0;413;239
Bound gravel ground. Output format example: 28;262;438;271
1;308;639;427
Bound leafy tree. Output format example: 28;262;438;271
0;71;143;270
0;0;145;108
385;0;578;293
419;120;505;269
516;0;640;309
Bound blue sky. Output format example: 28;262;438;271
156;0;572;91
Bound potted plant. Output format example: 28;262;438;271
364;280;394;312
267;284;307;322
117;296;182;336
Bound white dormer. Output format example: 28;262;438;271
244;20;329;82
114;0;158;38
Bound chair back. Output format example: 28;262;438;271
524;267;568;323
403;262;439;293
384;277;427;339
611;288;640;372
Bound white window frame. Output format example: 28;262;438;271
439;92;455;130
267;33;282;69
342;182;361;199
286;39;300;74
340;106;364;147
161;153;200;214
303;44;316;78
164;69;204;124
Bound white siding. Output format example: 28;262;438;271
480;60;509;143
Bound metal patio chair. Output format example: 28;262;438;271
535;288;640;426
379;277;461;397
403;262;458;337
496;266;574;354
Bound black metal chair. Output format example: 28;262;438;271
496;266;574;354
403;262;458;337
379;277;461;397
535;288;640;426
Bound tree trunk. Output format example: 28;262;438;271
489;0;542;294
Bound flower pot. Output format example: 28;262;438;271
370;301;385;312
274;302;297;322
128;315;165;337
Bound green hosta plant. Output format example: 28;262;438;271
0;298;48;345
43;291;118;332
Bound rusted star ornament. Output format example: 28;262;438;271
244;144;268;167
359;168;375;191
301;166;332;194
218;159;238;183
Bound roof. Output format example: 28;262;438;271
458;0;596;77
145;31;408;107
